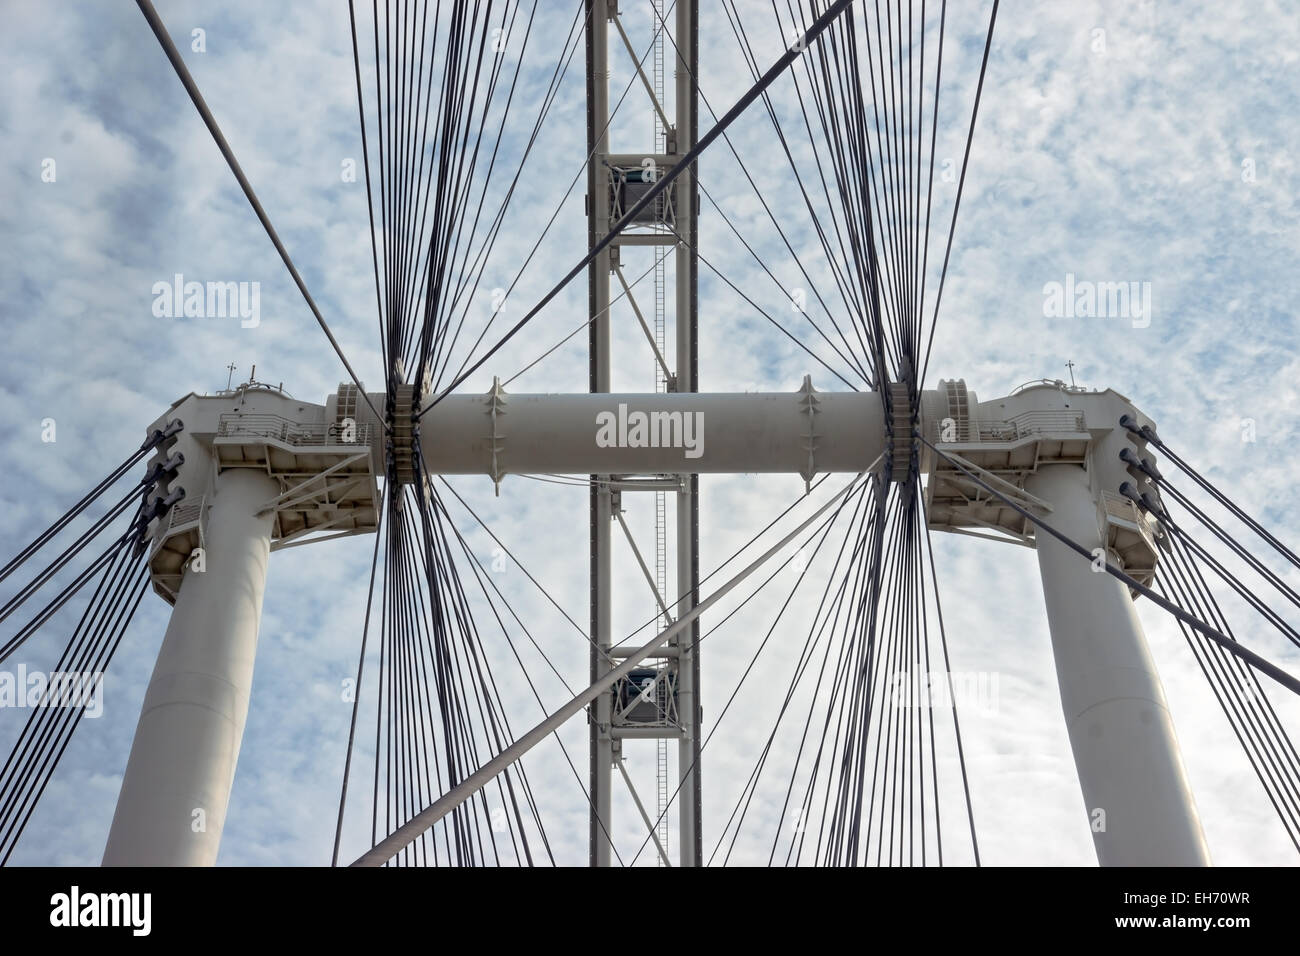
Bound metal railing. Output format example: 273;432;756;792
971;409;1088;442
216;413;371;448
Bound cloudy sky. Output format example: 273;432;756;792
1;0;1299;867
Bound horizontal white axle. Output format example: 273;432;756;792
409;388;890;479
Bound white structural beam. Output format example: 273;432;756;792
1025;463;1211;866
103;467;280;865
416;390;887;477
587;0;615;869
672;0;701;867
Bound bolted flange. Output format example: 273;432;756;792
388;382;417;486
887;380;915;484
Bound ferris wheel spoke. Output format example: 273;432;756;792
332;484;388;866
780;486;888;865
662;222;864;392
719;1;877;377
500;244;675;388
347;0;389;377
918;0;999;388
688;478;876;865
628;477;871;867
434;477;602;659
426;2;552;383
434;0;654;392
433;472;891;868
694;181;871;388
432;486;628;866
350;473;867;865
762;0;874;313
355;0;561;395
402;1;527;376
866;1;922;362
420;0;859;415
336;469;560;866
822;487;904;864
917;492;981;866
695;474;982;867
408;489;553;864
776;485;887;866
914;0;946;370
812;3;915;378
648;0;874;386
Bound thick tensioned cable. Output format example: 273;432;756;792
134;0;385;430
1146;432;1300;574
0;521;143;669
0;540;136;846
0;532;150;864
1157;480;1300;635
331;483;389;867
1155;529;1300;852
0;443;153;586
0;485;145;627
1162;511;1300;651
918;431;1300;698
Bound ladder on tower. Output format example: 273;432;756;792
652;0;671;866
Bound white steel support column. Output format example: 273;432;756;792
585;0;700;867
586;0;615;869
672;0;701;867
1025;463;1211;866
583;0;701;866
103;467;280;866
